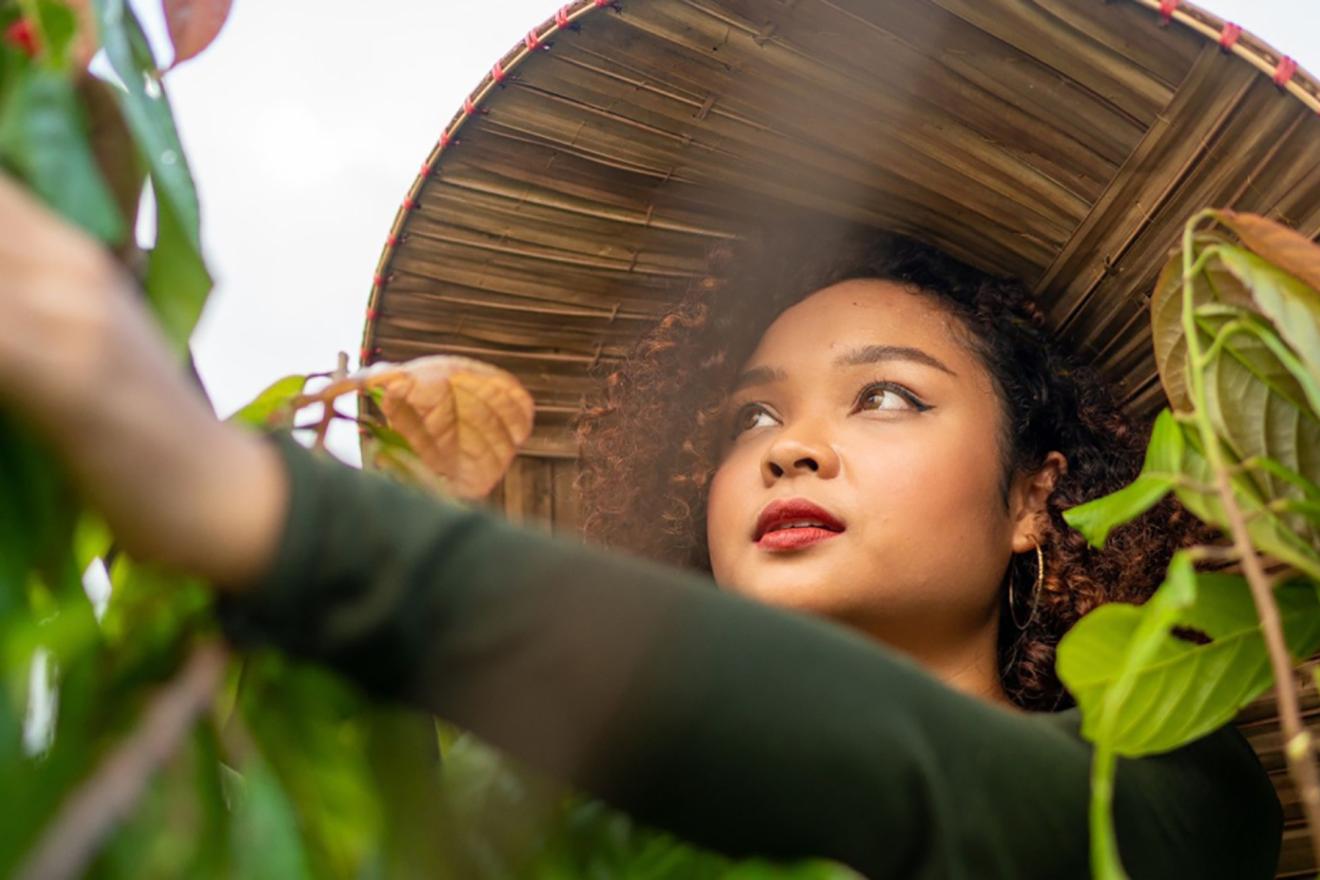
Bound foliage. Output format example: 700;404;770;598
1059;209;1320;878
0;3;858;876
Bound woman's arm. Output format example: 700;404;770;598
219;435;1283;879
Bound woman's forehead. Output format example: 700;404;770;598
745;279;978;372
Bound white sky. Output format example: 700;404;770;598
135;0;1320;464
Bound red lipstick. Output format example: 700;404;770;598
754;498;846;551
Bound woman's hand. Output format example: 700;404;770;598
0;173;287;590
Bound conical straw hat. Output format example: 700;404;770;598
359;1;1319;873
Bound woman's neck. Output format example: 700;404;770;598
864;613;1019;712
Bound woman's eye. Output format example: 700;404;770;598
731;404;776;436
858;383;926;413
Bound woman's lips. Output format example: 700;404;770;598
756;526;844;551
753;498;846;550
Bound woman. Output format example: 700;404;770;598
0;175;1282;877
574;229;1203;713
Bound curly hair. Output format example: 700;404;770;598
573;225;1205;711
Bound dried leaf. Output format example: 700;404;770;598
1213;210;1320;295
363;356;534;500
162;0;233;68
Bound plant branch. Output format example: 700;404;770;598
1180;216;1320;863
16;641;230;880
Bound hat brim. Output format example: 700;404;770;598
363;0;1317;457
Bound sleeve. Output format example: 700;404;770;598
216;434;1283;880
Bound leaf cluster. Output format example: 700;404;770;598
1059;210;1320;878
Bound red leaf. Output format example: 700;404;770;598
162;0;233;68
1213;210;1320;294
4;18;39;57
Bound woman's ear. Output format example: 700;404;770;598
1009;451;1067;553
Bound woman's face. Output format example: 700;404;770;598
706;279;1041;660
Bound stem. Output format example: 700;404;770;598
1090;747;1124;879
1179;216;1320;862
311;353;352;452
17;641;229;880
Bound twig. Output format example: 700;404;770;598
1180;214;1320;864
310;352;352;452
16;641;230;880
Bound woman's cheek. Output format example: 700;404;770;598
705;461;744;574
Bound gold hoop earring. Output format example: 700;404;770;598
1009;541;1045;631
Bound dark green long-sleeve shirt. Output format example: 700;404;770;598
217;437;1283;879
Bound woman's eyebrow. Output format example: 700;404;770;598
833;344;956;376
731;365;786;392
732;344;956;392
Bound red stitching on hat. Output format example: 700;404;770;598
440;131;451;147
526;29;542;49
555;6;571;28
360;347;370;361
1218;23;1242;50
491;61;506;82
1273;56;1298;88
401;197;415;211
420;163;431;176
373;274;385;287
594;0;611;6
366;308;378;321
1157;0;1179;22
387;235;398;247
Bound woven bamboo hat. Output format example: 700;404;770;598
361;0;1318;456
360;3;1318;872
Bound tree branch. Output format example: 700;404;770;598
17;641;229;880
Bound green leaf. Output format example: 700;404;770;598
238;655;382;877
1216;245;1320;408
92;0;199;244
1150;232;1243;412
1059;568;1320;757
1064;476;1173;550
33;0;78;70
1064;410;1182;547
0;67;124;242
1058;552;1320;880
143;178;212;350
362;707;449;877
1171;428;1320;582
229;756;312;880
0;413;78;619
227;375;307;429
92;0;212;349
1197;311;1320;546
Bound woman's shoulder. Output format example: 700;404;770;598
1032;705;1282;878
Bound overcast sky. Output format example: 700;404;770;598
136;0;1320;463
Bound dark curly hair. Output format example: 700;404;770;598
573;225;1205;711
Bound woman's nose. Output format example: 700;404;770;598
761;423;841;482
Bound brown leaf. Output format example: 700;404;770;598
76;76;145;255
1213;210;1320;294
163;0;233;68
364;356;535;500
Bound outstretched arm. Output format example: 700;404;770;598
220;436;1283;879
